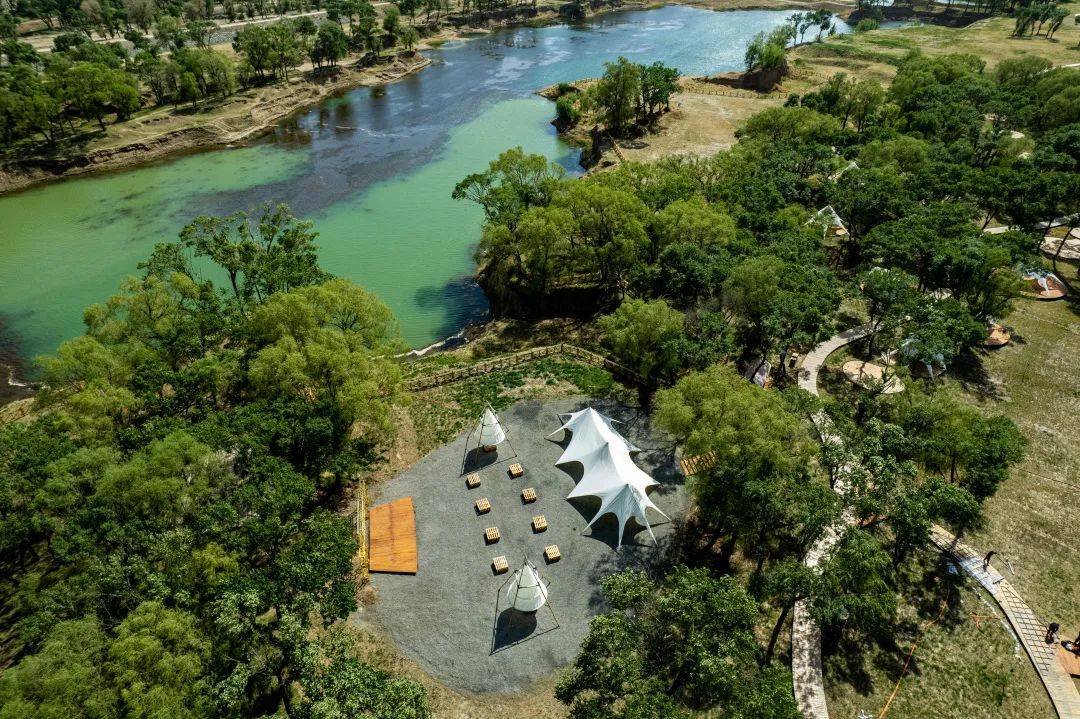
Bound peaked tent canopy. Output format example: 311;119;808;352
806;205;848;237
549;408;667;549
476;407;507;447
506;561;549;612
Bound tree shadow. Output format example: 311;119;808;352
413;276;491;343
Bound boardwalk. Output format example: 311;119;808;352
792;326;869;719
792;323;1080;719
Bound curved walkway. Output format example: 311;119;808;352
791;324;1080;719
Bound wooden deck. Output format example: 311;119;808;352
679;451;717;477
368;497;418;574
1058;644;1080;678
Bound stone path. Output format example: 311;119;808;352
792;325;870;719
791;323;1080;719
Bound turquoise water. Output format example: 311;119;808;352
0;5;850;376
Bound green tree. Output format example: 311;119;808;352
637;60;679;120
105;602;210;719
597;297;686;383
296;627;430;718
310;21;348;68
0;618;117;718
248;278;407;439
593;56;641;136
556;567;799;718
381;4;400;46
59;62;140;129
811;527;896;640
178;202;329;311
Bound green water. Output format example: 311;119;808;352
0;5;849;376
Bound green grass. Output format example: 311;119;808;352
956;298;1080;627
408;358;632;454
825;548;1054;719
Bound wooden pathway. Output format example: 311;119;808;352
368;497;418;574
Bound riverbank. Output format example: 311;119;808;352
0;52;433;196
560;5;1080;168
1;0;863;197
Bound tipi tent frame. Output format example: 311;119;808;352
459;404;518;477
490;554;560;655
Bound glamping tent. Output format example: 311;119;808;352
476;407;507;448
806;205;848;239
505;560;549;613
1022;270;1067;300
549;408;667;549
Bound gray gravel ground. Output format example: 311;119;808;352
352;396;688;694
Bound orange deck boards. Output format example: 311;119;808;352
1057;644;1080;677
368;497;418;574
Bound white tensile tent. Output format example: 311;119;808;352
505;560;549;613
549;408;667;549
476;407;507;447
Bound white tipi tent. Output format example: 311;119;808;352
506;560;549;612
549;408;667;549
475;407;507;448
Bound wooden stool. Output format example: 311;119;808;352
532;515;548;532
508;463;524;478
465;473;481;489
521;487;537;503
492;555;509;574
474;497;491;514
484;526;500;544
544;545;561;563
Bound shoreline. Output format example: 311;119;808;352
0;0;856;197
0;53;433;197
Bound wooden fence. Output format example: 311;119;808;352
404;343;644;392
680;83;789;100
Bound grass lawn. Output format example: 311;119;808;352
787;4;1080;93
825;549;1055;719
957;297;1080;636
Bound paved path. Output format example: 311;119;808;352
791;323;1080;719
792;324;870;719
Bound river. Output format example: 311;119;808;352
0;4;851;391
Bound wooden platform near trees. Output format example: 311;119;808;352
679;451;718;476
368;497;418;574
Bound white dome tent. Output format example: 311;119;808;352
505;560;549;612
476;407;507;448
549;407;668;549
460;404;517;475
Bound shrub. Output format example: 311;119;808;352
555;95;581;126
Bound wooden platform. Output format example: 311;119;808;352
679;451;718;477
1058;644;1080;678
368;497;418;574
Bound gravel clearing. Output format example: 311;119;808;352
353;396;688;694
